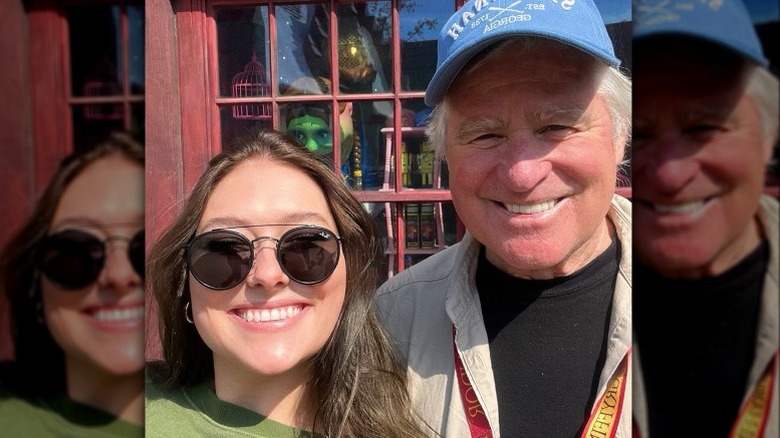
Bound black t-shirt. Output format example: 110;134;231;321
476;240;619;438
634;240;768;438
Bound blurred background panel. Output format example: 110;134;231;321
0;0;145;362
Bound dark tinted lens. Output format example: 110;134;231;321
40;230;104;290
278;227;340;284
129;230;145;279
188;231;252;290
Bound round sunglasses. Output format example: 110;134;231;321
38;229;145;290
186;225;342;290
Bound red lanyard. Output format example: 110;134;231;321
633;350;778;438
453;326;629;438
580;353;629;438
729;350;778;438
453;326;494;438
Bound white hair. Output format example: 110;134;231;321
746;65;780;149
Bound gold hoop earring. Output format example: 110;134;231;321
184;301;194;324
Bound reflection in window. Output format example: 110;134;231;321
399;1;454;91
216;6;273;148
215;7;270;98
219;105;272;150
336;2;390;93
231;53;272;121
67;2;144;152
276;3;392;94
276;4;331;93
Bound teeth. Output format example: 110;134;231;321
505;199;557;214
653;200;705;213
93;307;144;323
239;306;303;323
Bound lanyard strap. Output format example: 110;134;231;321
633;349;778;438
580;352;630;438
729;349;778;438
453;326;629;438
453;326;494;438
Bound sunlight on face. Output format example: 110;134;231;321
190;158;347;385
445;40;622;279
632;45;769;277
43;155;145;377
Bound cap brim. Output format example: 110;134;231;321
424;32;620;107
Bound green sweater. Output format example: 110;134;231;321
145;363;316;437
0;385;142;437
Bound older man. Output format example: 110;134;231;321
632;1;779;437
375;0;632;436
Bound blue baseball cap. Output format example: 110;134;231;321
424;0;620;106
633;0;768;67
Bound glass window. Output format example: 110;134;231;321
215;6;273;148
400;2;454;92
215;6;271;98
337;2;392;94
381;201;459;279
67;1;144;152
209;1;460;276
277;4;331;93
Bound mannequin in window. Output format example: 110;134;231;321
282;76;361;185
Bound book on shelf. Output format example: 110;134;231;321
420;203;436;248
405;203;420;248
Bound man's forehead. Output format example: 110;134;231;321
451;101;594;127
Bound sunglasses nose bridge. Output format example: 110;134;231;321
98;239;142;290
246;235;283;270
244;236;289;289
249;235;281;251
103;235;131;250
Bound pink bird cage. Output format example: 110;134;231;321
231;52;271;120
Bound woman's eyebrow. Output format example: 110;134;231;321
199;212;331;231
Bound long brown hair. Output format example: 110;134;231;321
0;132;144;396
148;130;429;437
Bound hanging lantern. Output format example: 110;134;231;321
231;51;271;120
83;56;123;120
336;18;376;84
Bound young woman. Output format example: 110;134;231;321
145;130;429;437
0;132;145;436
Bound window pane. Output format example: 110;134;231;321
348;99;393;190
71;106;125;154
128;4;145;95
277;4;331;93
337;2;392;94
131;103;145;145
279;101;356;170
219;105;273;150
215;6;271;99
68;5;123;97
385;99;448;189
356;99;448;191
384;201;458;277
363;202;393;281
400;2;454;92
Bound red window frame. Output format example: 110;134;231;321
164;0;465;276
